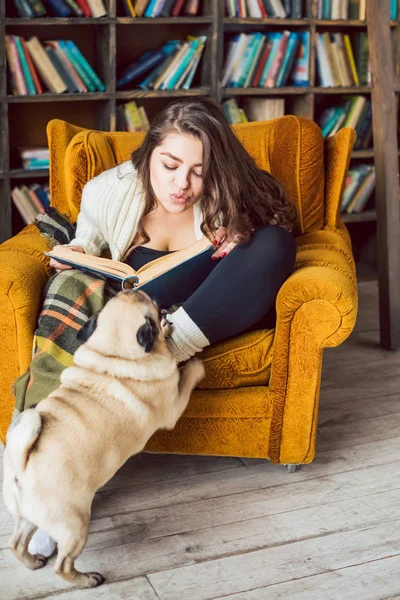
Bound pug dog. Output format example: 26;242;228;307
2;289;205;588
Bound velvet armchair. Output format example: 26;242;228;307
0;116;358;468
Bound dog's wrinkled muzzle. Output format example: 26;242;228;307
136;316;158;353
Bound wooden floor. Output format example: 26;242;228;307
1;280;400;600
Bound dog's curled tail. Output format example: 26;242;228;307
6;409;42;476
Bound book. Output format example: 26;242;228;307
243;97;285;121
133;0;150;16
26;37;68;94
45;0;72;17
45;237;215;297
21;37;43;94
13;0;35;17
86;0;107;16
16;35;37;96
5;35;28;96
30;0;47;16
117;48;168;88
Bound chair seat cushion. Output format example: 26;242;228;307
198;328;274;389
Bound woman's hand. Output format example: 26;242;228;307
211;227;239;260
49;245;85;273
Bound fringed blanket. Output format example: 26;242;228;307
13;209;117;416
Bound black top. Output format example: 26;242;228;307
124;245;172;271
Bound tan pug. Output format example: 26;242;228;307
2;289;205;589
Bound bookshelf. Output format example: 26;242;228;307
0;0;394;284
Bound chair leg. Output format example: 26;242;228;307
285;464;299;473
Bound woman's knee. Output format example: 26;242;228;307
245;225;296;270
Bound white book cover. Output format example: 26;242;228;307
316;34;334;87
222;33;248;87
246;0;262;18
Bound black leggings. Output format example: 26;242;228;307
183;225;296;344
139;225;296;345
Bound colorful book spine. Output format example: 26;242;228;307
46;41;88;91
291;31;309;86
160;0;176;16
259;33;281;87
138;42;181;88
265;31;290;88
144;0;159;16
45;0;73;17
156;42;190;89
63;40;106;91
117;48;167;88
166;39;200;89
86;0;107;16
76;0;92;16
57;40;95;91
275;31;300;87
244;35;266;87
252;40;272;87
21;37;43;93
64;0;84;15
171;0;186;16
133;0;150;17
181;36;206;89
14;36;36;95
343;34;359;86
29;0;47;16
6;36;28;95
14;0;35;17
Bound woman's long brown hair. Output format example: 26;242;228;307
131;97;297;245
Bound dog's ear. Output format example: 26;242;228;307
137;316;158;353
77;314;99;343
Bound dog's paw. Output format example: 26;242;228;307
33;554;48;570
161;317;172;338
86;572;105;588
184;357;205;386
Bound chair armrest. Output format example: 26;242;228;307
267;229;358;465
0;225;51;444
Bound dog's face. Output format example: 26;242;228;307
77;290;161;358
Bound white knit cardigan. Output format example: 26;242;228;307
69;160;204;260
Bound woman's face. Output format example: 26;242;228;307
149;132;204;214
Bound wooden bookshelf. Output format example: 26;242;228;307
0;0;387;277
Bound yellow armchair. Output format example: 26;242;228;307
0;116;358;467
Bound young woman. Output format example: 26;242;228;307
18;96;297;555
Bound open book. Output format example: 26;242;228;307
45;237;215;299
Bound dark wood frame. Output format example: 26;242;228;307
367;0;400;350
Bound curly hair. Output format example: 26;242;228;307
131;97;297;245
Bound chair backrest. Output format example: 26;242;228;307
47;115;354;236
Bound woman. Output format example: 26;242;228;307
20;96;297;555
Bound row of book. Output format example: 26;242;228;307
6;35;105;95
223;97;285;123
225;0;305;18
11;183;50;225
341;164;376;214
117;35;206;89
222;31;309;88
19;147;50;170
11;0;106;18
316;0;398;20
10;164;375;224
316;32;369;88
319;96;372;150
122;0;200;17
117;101;150;132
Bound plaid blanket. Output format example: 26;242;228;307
13;209;117;417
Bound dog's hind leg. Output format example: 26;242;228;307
9;517;47;570
53;515;104;588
